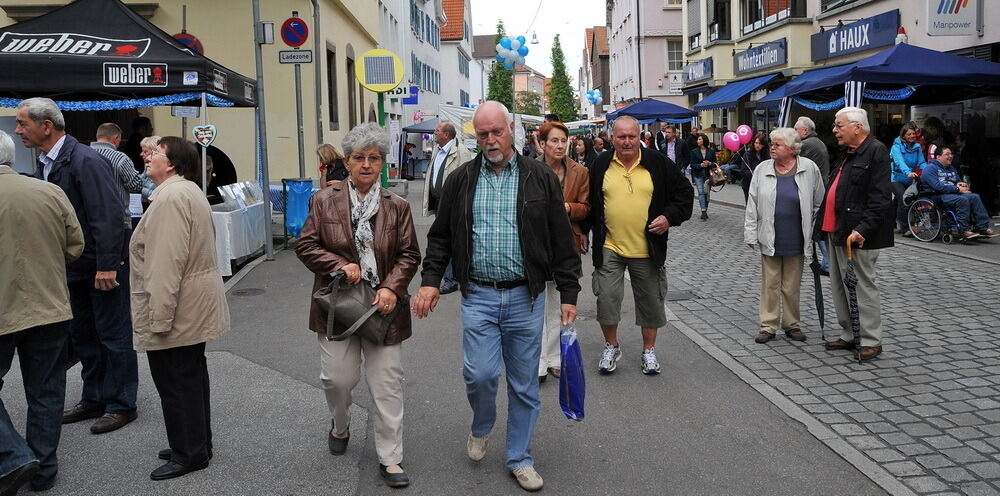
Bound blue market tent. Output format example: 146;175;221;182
756;65;854;107
783;43;1000;99
694;73;779;111
606;98;696;123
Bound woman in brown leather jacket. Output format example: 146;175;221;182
295;122;421;488
536;121;590;382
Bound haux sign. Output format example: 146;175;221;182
734;38;787;75
927;0;981;36
682;57;713;85
810;10;899;62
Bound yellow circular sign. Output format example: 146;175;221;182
355;49;404;93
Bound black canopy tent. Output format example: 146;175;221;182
0;0;257;107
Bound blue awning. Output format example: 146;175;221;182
754;84;787;108
682;84;712;95
693;73;778;111
755;64;854;107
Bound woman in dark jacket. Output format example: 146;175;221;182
688;133;717;220
571;137;598;169
732;131;770;203
316;143;349;188
296;123;421;488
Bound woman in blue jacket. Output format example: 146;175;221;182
689;133;717;220
889;122;923;236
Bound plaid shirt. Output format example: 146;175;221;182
470;153;525;282
91;141;142;226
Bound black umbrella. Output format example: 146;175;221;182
808;242;825;341
844;239;862;364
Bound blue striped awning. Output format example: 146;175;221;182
693;73;778;111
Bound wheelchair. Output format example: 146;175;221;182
906;193;966;244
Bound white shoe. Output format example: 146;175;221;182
467;433;489;461
511;465;544;491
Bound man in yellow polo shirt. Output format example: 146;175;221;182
586;116;694;375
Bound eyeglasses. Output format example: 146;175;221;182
769;143;785;148
624;174;633;193
476;129;507;140
833;121;856;129
349;154;383;164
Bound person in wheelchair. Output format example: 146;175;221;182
920;146;998;239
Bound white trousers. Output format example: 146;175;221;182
538;281;562;375
318;333;404;466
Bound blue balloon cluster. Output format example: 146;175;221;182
495;35;529;70
585;89;603;105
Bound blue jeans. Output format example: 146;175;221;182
721;164;740;182
940;193;991;231
441;262;459;291
818;240;829;272
692;175;710;211
461;283;544;470
0;321;68;490
67;264;138;414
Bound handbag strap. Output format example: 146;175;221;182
325;273;344;340
326;304;381;341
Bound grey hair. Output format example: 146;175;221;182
0;130;14;166
794;116;815;132
342;122;390;158
17;97;65;131
769;127;803;155
474;101;513;124
140;135;162;150
836;106;870;132
612;115;640;134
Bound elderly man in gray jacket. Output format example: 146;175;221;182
795;116;831;274
0;130;84;494
421;120;469;293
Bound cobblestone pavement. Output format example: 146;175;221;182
664;194;1000;496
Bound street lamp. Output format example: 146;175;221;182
531;31;539;44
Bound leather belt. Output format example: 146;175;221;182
469;278;527;290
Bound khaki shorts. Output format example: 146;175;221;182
593;247;667;328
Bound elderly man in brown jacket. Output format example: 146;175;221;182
0;129;84;494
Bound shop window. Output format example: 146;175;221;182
327;47;339;131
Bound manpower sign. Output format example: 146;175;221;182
927;0;981;36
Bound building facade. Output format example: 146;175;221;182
514;64;548;115
439;0;473;107
589;25;612;117
608;0;686;108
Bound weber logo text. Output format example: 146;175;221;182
104;63;167;87
0;32;150;57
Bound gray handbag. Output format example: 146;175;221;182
312;271;398;344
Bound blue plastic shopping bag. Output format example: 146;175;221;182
559;325;585;421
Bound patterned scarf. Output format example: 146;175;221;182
347;180;381;288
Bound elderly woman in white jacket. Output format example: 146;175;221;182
744;128;825;345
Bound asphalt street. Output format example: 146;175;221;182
4;178;889;496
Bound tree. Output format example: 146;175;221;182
486;21;514;109
515;91;542;116
545;34;577;121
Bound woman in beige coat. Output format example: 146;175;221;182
130;136;230;481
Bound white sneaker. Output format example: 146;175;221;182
511;465;544;491
467;433;489;461
641;348;662;375
598;343;621;373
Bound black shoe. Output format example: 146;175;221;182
62;403;103;424
785;329;806;342
159;449;213;461
379;464;410;488
754;330;775;343
329;423;349;456
149;459;209;481
538;374;547;383
0;461;39;496
90;411;138;434
700;210;708;220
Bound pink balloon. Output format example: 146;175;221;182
723;131;741;152
737;125;754;145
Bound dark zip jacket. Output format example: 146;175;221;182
420;152;582;305
586;148;694;269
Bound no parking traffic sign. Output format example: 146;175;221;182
280;17;308;48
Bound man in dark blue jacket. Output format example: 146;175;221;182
16;98;138;434
920;146;998;239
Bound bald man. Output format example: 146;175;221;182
413;101;581;492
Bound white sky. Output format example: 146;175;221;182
469;0;606;85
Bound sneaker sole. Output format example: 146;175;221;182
598;354;621;374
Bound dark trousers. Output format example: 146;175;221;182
147;343;212;466
68;264;138;414
0;322;68;490
890;181;910;231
